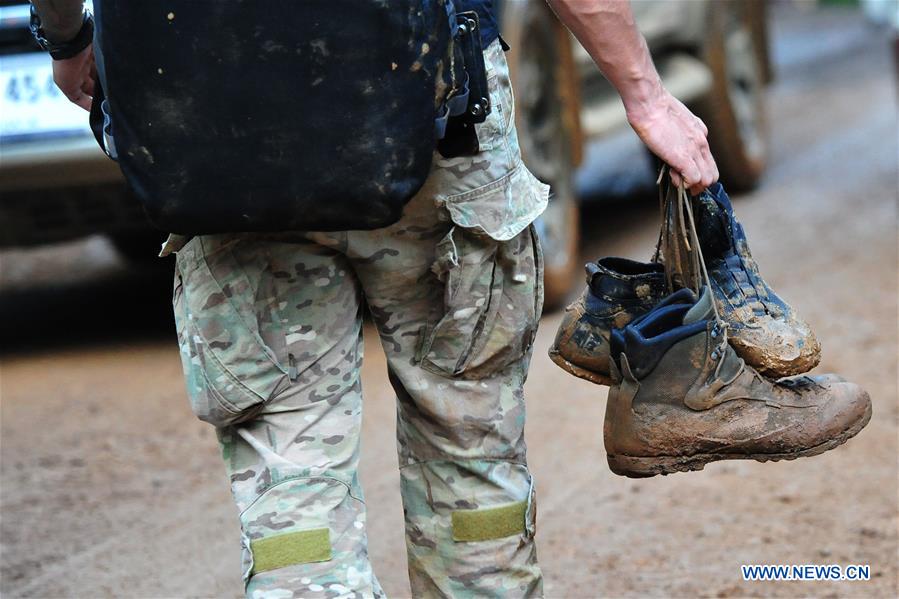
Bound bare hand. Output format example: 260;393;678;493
627;89;719;195
52;43;95;111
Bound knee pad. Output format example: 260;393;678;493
239;474;367;589
400;459;537;545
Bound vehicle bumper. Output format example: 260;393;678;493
0;138;152;247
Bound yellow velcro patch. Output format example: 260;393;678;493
250;528;332;574
452;500;528;542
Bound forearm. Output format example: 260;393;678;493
546;0;662;120
548;0;717;191
30;0;84;44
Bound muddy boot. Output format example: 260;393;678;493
549;257;679;386
691;183;822;377
604;287;871;478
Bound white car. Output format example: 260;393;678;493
0;1;158;260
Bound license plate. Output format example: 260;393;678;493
0;52;93;142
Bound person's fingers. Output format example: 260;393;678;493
83;58;96;95
689;163;707;194
664;144;700;189
680;156;702;189
684;150;711;195
53;70;79;100
55;67;93;110
694;142;713;188
69;90;92;111
670;162;702;193
699;142;718;187
695;115;708;137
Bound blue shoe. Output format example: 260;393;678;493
549;257;678;385
690;183;821;377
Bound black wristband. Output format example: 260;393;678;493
30;7;94;61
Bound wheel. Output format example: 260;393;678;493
532;186;579;311
502;1;582;310
694;0;769;192
747;0;774;85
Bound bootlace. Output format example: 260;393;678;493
652;167;702;292
655;166;744;383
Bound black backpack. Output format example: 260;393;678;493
92;0;463;234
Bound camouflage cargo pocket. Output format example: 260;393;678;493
173;237;289;427
418;166;547;380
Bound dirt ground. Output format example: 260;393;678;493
1;5;897;599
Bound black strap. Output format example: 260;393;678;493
435;11;491;158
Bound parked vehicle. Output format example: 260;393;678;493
0;1;165;261
0;0;771;303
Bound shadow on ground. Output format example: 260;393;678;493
0;257;176;355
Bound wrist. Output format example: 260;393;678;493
621;74;667;125
30;6;93;61
43;18;84;45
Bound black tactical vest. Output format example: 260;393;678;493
92;1;456;234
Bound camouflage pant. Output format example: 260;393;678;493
168;41;549;598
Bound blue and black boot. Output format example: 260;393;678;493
549;257;689;386
688;183;821;377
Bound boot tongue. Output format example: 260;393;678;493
692;188;731;260
683;286;714;325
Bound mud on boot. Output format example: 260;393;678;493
603;287;871;478
689;183;822;377
548;257;675;386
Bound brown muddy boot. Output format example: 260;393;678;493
549;258;678;386
604;287;871;478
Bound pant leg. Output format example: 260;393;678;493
172;233;383;598
346;40;549;598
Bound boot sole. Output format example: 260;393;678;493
606;401;872;478
548;349;613;387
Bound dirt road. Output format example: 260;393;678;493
2;6;896;598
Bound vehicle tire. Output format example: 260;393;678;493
533;184;579;311
503;1;581;310
694;0;769;192
747;0;774;85
110;231;166;263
